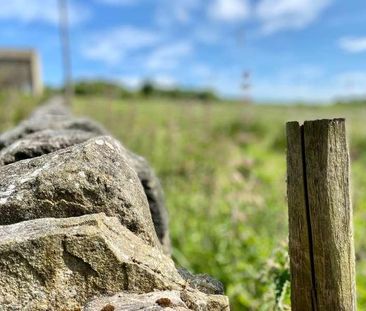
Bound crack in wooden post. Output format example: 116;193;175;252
300;125;318;310
286;119;356;311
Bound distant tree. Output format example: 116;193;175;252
197;90;217;102
140;81;155;97
72;79;219;102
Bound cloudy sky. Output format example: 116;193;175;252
0;0;365;102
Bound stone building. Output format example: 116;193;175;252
0;49;43;96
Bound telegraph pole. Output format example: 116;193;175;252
58;0;73;105
242;70;251;104
236;28;252;104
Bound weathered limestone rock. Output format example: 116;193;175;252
125;149;170;254
30;95;71;118
178;268;224;295
84;291;190;311
0;213;184;310
0;129;95;165
0;129;170;251
84;290;230;311
179;290;230;311
0;135;159;247
0;115;107;149
0;98;171;253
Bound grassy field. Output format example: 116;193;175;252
2;94;366;310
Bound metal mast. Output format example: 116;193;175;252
242;71;251;104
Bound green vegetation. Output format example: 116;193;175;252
2;94;366;310
0;92;43;129
73;80;218;102
73;80;133;98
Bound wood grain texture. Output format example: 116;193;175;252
286;122;315;310
286;119;356;311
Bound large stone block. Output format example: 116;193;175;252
0;136;159;248
0;213;183;310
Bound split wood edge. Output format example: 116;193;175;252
286;119;356;311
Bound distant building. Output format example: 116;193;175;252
0;49;43;96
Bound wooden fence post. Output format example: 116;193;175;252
286;119;356;310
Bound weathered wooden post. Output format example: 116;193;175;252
286;119;356;310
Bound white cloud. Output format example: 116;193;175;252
209;0;250;22
339;37;366;53
146;41;193;70
256;0;332;34
156;0;201;25
82;26;161;64
0;0;90;26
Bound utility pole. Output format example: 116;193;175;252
242;70;251;104
236;28;252;104
58;0;73;105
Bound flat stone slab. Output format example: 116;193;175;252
0;213;184;310
84;289;230;311
84;291;190;310
0;129;95;165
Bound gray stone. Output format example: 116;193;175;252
0;213;184;311
125;149;170;254
0;116;107;149
0;136;159;248
84;291;190;311
84;290;230;311
179;290;230;311
177;268;224;295
0;129;170;253
0;129;95;165
30;96;71;118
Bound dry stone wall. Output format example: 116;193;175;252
0;97;230;310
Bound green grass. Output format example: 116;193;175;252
2;94;366;310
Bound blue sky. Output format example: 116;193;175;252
0;0;366;102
